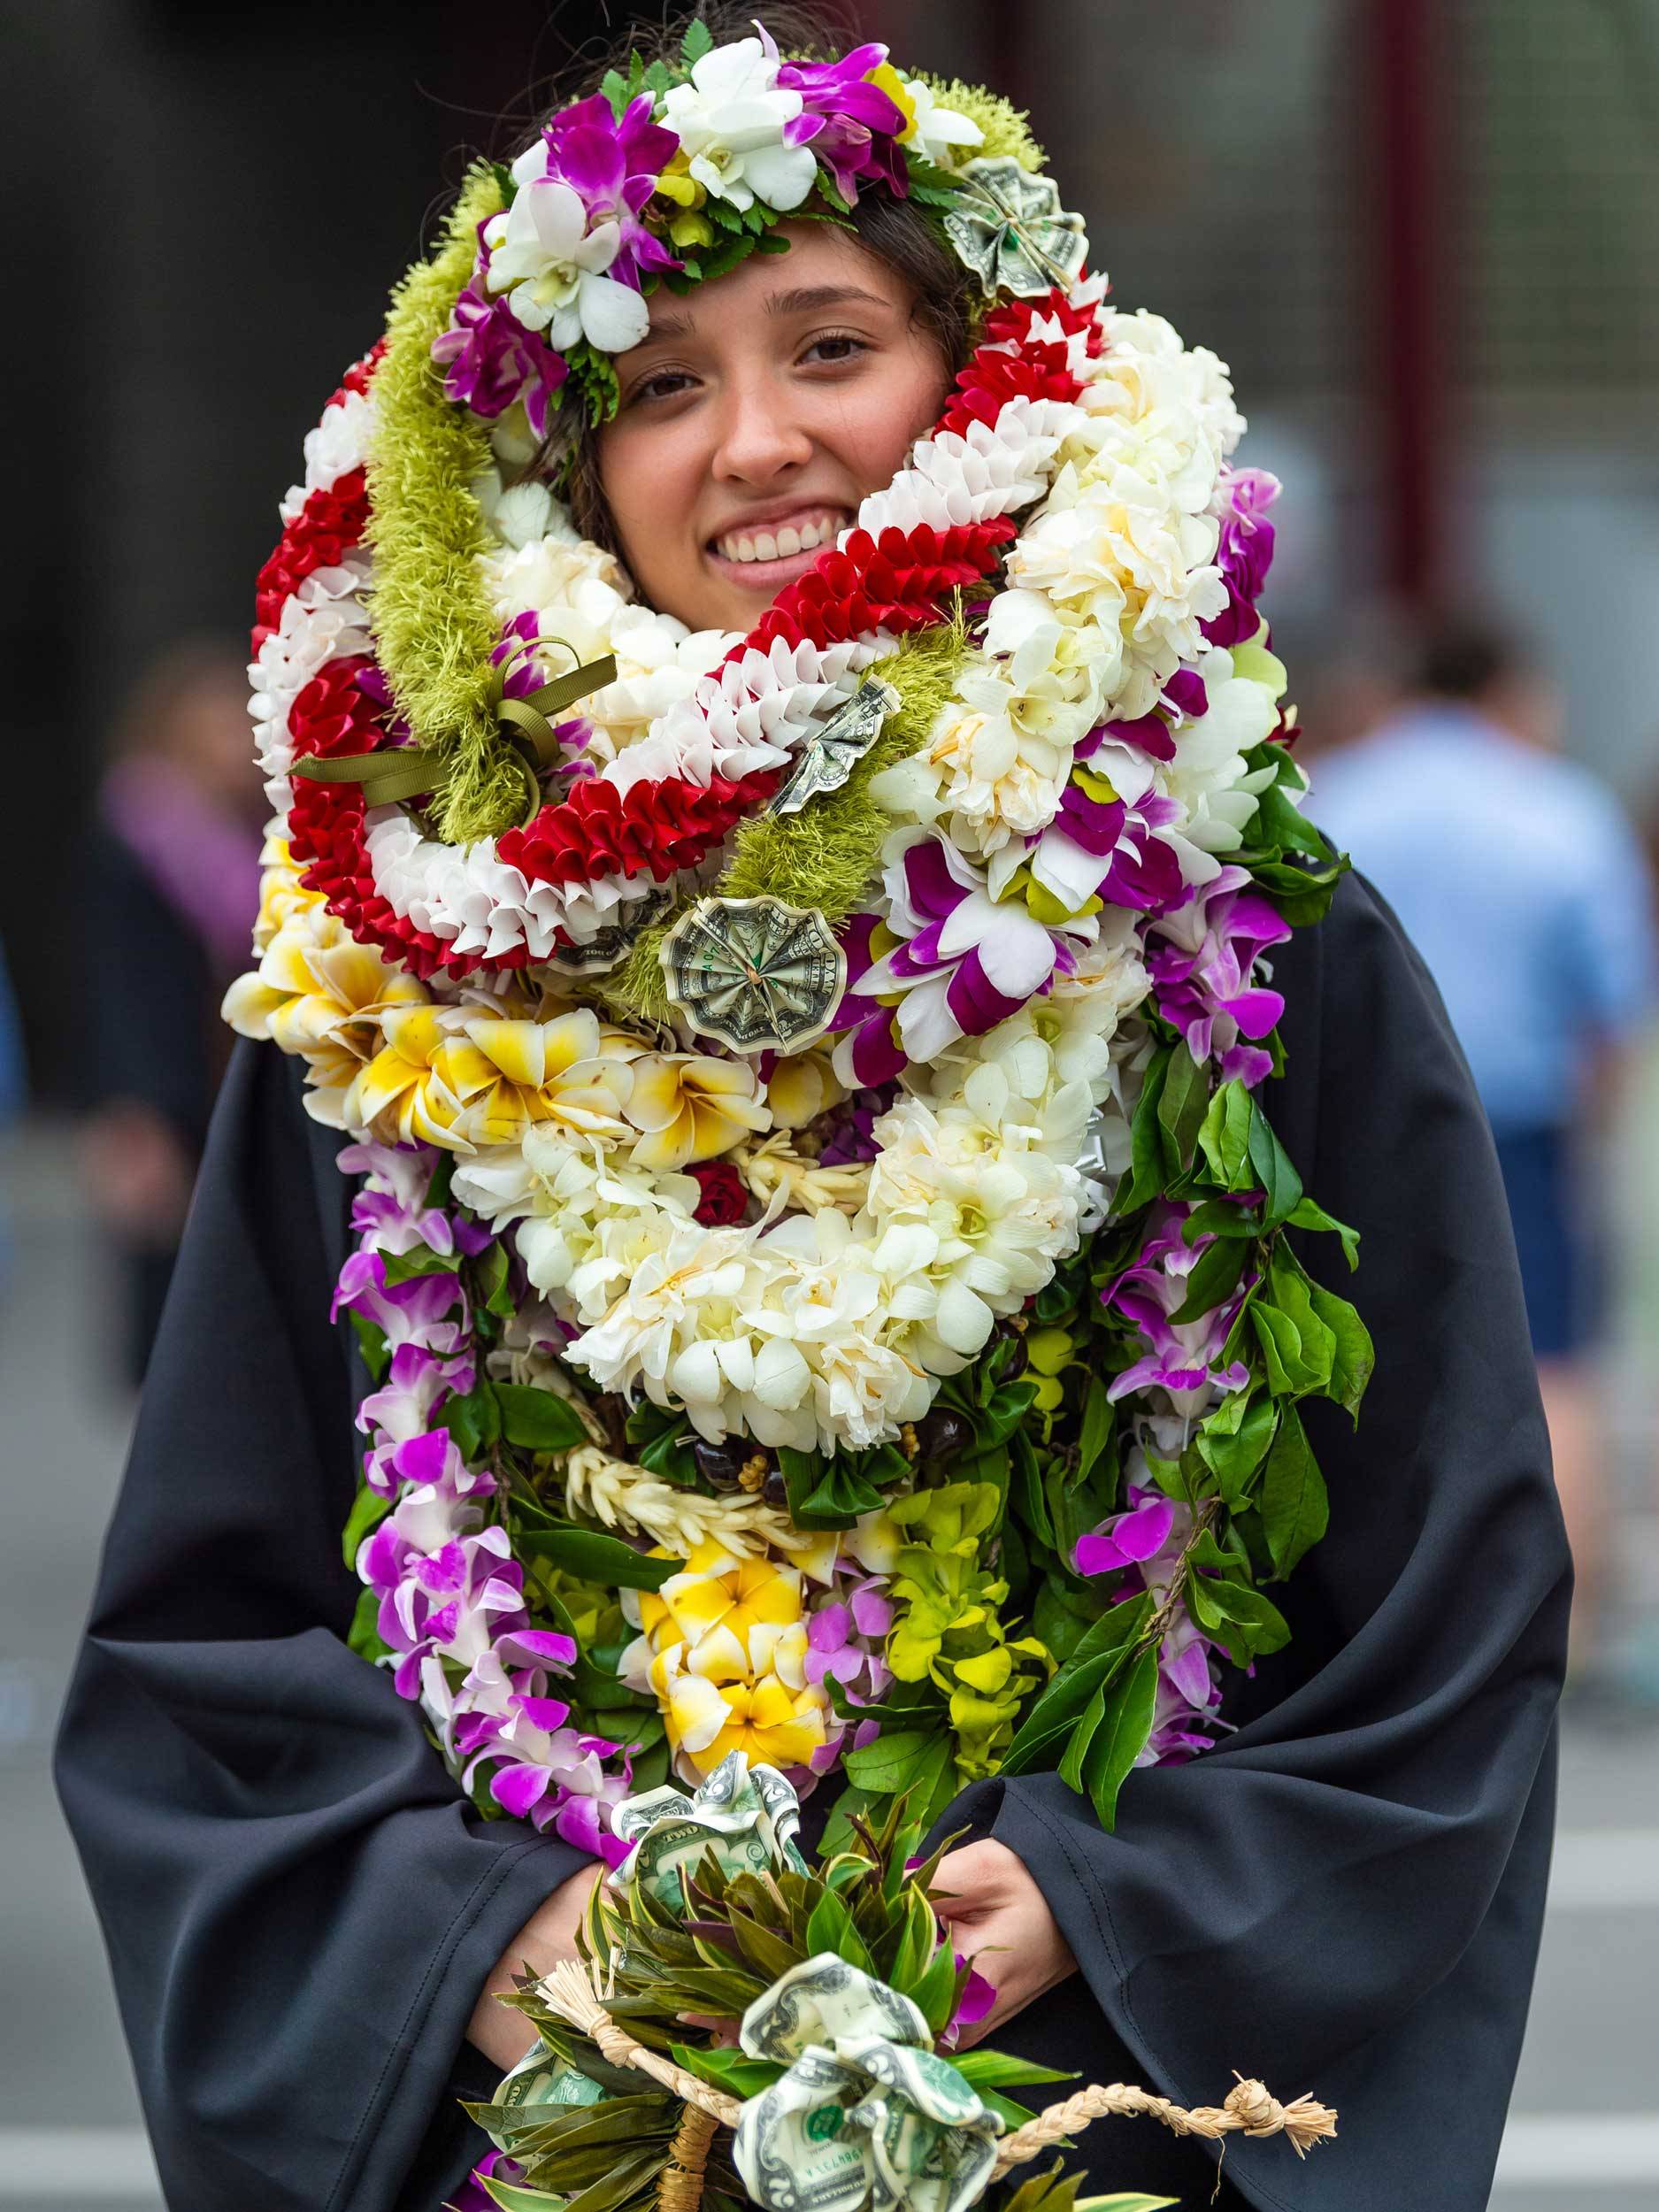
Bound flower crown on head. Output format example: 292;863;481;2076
431;16;1088;435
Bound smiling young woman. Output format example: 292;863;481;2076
55;8;1568;2212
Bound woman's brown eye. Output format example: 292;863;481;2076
805;335;865;365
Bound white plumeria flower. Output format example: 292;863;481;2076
660;35;818;211
484;181;649;351
897;76;984;165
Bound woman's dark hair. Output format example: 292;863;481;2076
493;2;979;557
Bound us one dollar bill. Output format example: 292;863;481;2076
611;1750;806;1909
733;1956;1001;2212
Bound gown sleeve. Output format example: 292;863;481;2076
54;1039;588;2212
950;872;1571;2212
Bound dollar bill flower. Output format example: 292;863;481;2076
622;1540;831;1780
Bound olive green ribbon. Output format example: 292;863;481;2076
291;639;618;824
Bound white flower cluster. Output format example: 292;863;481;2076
870;301;1289;926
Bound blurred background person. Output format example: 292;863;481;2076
1310;614;1659;1675
78;638;263;1390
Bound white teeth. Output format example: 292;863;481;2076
715;511;847;563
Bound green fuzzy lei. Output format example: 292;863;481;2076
592;618;967;1026
365;164;521;849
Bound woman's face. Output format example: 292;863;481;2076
595;223;952;633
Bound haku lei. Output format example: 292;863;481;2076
225;16;1368;1864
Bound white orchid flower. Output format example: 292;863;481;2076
484;181;649;352
661;35;818;211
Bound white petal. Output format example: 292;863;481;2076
741;140;819;211
579;273;651;352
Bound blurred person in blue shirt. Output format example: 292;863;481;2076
1313;616;1659;1664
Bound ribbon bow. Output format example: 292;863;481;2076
291;636;617;825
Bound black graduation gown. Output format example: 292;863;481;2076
55;872;1570;2212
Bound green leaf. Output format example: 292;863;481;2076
1306;1279;1374;1418
1259;1402;1328;1577
667;2044;780;2100
341;1479;392;1569
442;1383;501;1460
1247;1101;1304;1225
1196;1080;1254;1189
843;1728;952;1802
1286;1194;1360;1270
346;1584;388;1663
805;1888;872;1970
1168;1231;1249;1325
1156;1038;1209;1173
1067;1645;1158;1830
951;2049;1077;2092
474;1237;514;1318
681;15;714;65
495;1383;587;1455
908;1933;962;2035
516;1521;680;1590
1003;1595;1151;1774
483;2176;572;2212
1266;1249;1338;1393
1076;1375;1116;1486
1195;1392;1277;1505
778;1447;887;1530
348;1310;388;1384
1112;1045;1171;1216
1186;1572;1291;1661
380;1245;460;1284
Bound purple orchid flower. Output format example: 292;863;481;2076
538;92;681;291
1051;781;1187;913
1074;1483;1226;1763
431;260;570;438
357;1345;477;1492
1100;1202;1254;1416
450;2152;527;2212
833;836;1082;1079
1202;468;1280;649
777;44;910;204
334;1248;468;1355
1143;864;1292;1088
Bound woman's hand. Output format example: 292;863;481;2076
931;1839;1077;2048
466;1861;603;2070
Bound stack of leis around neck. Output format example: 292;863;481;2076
226;15;1368;1867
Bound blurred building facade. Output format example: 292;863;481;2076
5;0;1657;1092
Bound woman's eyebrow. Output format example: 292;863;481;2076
638;282;890;349
765;284;890;319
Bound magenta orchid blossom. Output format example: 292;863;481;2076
1143;864;1292;1088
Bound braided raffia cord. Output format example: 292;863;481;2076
534;1962;1337;2196
988;2076;1338;2176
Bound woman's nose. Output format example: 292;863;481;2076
709;375;814;485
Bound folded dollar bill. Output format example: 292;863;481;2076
611;1750;807;1909
733;1955;1001;2212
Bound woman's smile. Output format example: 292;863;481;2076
705;502;854;591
